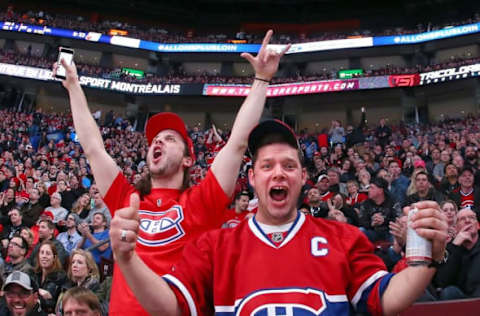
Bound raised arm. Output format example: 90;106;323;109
211;124;223;142
110;194;181;316
54;60;119;196
211;30;290;196
381;201;448;315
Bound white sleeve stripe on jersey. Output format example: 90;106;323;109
351;270;389;308
215;305;235;313
163;274;198;316
324;294;348;302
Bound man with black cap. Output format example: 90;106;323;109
358;177;401;243
1;270;46;315
110;119;449;316
56;30;289;315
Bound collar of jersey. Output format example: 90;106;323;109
248;211;305;249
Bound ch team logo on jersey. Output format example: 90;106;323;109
223;219;241;229
137;206;185;246
236;288;326;316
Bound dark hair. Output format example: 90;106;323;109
252;133;304;167
10;234;28;250
34;240;63;274
308;186;320;193
92;212;107;224
444;163;456;174
388;160;400;167
414;170;429;181
38;219;55;232
235;191;250;201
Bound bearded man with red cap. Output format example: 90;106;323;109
55;30;289;315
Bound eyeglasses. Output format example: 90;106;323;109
8;241;24;249
458;215;477;223
5;290;32;299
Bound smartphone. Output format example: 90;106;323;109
55;47;74;80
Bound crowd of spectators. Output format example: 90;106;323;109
0;6;479;44
0;5;478;314
0;102;479;312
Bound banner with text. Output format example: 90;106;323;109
373;23;480;46
0;63;203;95
3;20;480;54
203;80;361;97
419;63;480;85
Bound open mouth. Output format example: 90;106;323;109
153;150;162;159
270;186;288;202
152;146;163;161
12;305;26;311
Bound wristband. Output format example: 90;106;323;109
255;77;270;84
428;250;449;269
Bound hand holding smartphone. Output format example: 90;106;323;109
55;47;74;80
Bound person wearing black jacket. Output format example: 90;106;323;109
438;163;460;196
33;240;67;314
434;208;480;300
0;187;16;218
358;177;400;242
375;118;392;148
20;187;44;228
345;107;366;149
403;170;445;207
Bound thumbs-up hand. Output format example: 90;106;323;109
110;193;140;263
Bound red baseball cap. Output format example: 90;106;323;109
145;112;195;162
41;210;54;221
414;160;426;169
16;191;30;200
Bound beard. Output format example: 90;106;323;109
149;156;183;179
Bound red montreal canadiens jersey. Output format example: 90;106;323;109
320;191;334;202
164;213;393;316
104;170;230;315
222;209;250;228
459;190;475;209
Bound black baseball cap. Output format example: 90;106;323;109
459;166;475;176
371;177;389;192
248;120;299;156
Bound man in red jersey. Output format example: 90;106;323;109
55;30;289;315
111;119;449;316
222;191;252;228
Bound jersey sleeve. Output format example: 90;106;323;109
346;228;393;316
184;170;231;228
162;232;215;316
102;171;135;217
